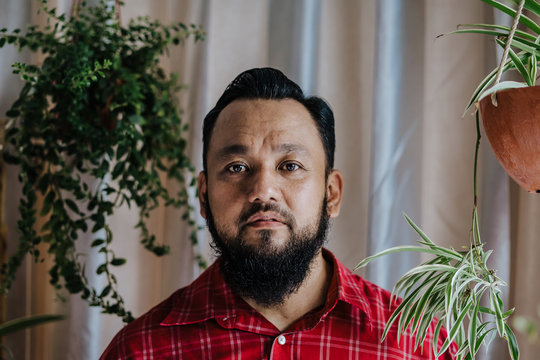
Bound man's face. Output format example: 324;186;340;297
198;98;343;305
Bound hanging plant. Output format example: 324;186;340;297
356;111;519;359
0;0;205;322
355;1;538;359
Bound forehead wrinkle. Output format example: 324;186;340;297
275;143;309;156
216;141;310;161
216;144;249;161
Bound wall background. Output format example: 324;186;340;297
1;1;539;359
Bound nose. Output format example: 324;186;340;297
247;167;280;203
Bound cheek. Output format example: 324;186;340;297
285;180;326;222
207;181;244;222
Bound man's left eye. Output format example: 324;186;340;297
281;162;299;171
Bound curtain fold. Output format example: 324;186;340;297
366;0;425;289
1;1;539;359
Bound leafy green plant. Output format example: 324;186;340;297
0;0;205;322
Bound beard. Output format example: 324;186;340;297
204;194;330;307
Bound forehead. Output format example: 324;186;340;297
208;98;323;156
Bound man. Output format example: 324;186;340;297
101;68;456;359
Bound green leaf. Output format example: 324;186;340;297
112;161;126;178
528;52;537;86
450;27;537;44
96;264;107;275
401;264;456;278
40;191;56;216
411;278;441;348
402;214;433;246
100;285;111;297
0;314;66;336
506;0;540;18
478;80;528;102
65;199;80;214
464;59;512;112
491;290;505;337
455;23;536;41
381;284;426;342
496;38;533;85
128;114;146;125
354;246;459;270
468;299;480;357
395;262;439;299
414;304;436;350
438;296;473;357
5;108;19;117
504;323;520;360
432;319;444;357
90;239;105;247
481;0;540;34
110;258;126;266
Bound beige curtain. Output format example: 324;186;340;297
1;1;539;359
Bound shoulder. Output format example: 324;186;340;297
99;261;222;359
99;288;183;360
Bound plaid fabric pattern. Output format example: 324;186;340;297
101;249;457;359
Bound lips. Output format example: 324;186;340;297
245;212;285;226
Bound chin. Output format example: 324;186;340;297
241;229;292;252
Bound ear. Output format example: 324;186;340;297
325;169;344;218
197;171;208;219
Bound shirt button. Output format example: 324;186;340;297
277;335;286;345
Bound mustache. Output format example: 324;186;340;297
238;203;295;229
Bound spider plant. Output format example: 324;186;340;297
354;1;539;358
355;112;519;360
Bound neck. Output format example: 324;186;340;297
242;250;333;332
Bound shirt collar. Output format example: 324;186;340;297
161;248;373;327
320;249;373;323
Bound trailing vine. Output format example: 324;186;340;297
0;0;206;322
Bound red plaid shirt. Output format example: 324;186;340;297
101;249;456;359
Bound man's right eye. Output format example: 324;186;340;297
227;164;248;173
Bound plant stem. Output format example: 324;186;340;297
473;111;481;209
472;110;482;251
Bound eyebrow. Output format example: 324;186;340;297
215;144;248;159
215;143;309;160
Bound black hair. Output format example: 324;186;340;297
202;67;335;174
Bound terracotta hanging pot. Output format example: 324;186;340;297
479;85;540;193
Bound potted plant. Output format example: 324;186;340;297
356;0;539;359
454;0;540;193
0;0;205;323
